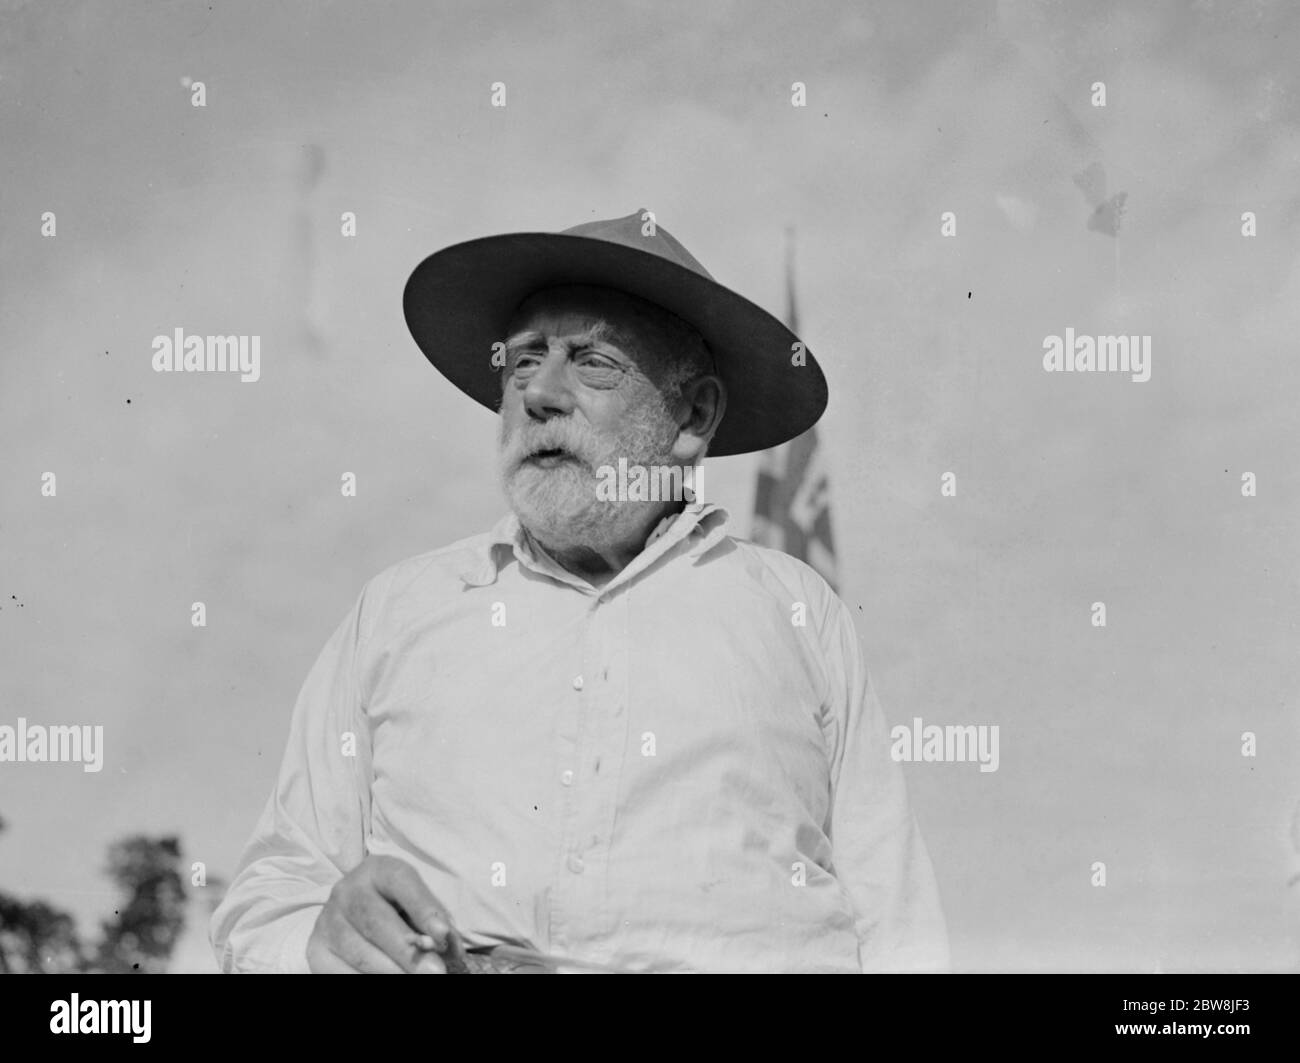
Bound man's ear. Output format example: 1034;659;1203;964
671;375;726;464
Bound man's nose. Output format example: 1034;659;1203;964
522;350;576;420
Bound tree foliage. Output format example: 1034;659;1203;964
0;816;187;974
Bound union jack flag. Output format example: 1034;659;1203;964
751;228;838;591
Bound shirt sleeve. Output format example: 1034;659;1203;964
208;583;376;973
820;595;951;973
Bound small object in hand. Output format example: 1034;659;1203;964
412;929;625;974
456;944;627;974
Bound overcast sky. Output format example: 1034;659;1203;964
2;0;1298;972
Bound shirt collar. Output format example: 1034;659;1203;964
458;501;731;591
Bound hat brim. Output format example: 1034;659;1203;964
402;232;827;457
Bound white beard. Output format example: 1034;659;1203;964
499;394;680;555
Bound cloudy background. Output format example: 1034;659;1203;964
1;0;1297;972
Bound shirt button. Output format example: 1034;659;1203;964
566;854;585;874
572;675;584;690
560;769;574;786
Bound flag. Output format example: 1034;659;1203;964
751;227;838;590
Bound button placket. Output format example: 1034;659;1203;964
575;592;632;941
553;606;601;938
548;599;590;948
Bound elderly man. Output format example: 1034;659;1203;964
210;211;948;973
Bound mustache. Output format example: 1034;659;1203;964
501;418;600;471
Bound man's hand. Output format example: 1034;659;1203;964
307;855;458;973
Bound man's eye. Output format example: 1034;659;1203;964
574;355;625;385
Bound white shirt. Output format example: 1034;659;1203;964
210;501;949;972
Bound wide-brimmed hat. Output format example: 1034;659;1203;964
402;209;826;457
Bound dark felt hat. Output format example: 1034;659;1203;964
402;210;826;457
